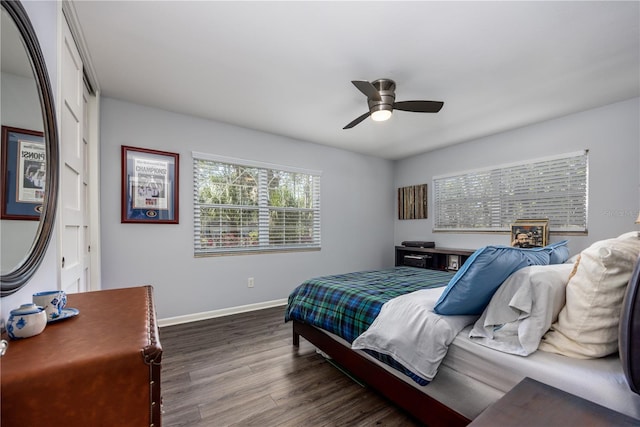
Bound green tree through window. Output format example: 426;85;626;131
193;155;321;255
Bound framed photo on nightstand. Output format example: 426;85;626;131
510;218;549;248
447;254;460;271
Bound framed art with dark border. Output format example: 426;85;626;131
121;145;179;223
510;218;549;248
1;126;45;220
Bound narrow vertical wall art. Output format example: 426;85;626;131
398;184;427;220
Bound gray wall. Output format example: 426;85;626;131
99;98;395;319
1;73;43;271
394;97;640;256
6;3;639;326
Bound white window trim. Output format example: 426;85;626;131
192;151;322;177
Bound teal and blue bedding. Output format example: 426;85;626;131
285;266;455;385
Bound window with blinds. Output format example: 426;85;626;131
193;152;321;255
433;150;588;233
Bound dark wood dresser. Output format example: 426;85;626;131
1;286;162;426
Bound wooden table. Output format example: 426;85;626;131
469;377;639;426
1;286;162;427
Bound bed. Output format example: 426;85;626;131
285;233;640;426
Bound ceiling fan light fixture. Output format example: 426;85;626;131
343;78;443;129
371;109;392;122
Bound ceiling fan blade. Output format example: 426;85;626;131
351;80;381;101
343;111;371;129
393;100;444;113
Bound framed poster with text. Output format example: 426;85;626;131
1;126;45;220
121;145;179;223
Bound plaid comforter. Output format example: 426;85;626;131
285;266;455;343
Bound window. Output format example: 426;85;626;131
193;152;321;255
433;150;588;233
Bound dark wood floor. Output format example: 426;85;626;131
159;306;422;426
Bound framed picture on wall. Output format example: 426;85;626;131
510;218;549;248
121;145;179;223
398;183;427;220
1;126;45;220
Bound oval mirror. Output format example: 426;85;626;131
1;0;59;296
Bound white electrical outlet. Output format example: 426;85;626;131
248;277;254;288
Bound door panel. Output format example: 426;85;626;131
60;19;85;294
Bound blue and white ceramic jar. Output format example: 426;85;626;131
6;303;47;340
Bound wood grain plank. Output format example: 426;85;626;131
160;306;422;426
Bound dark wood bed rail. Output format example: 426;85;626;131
293;320;470;427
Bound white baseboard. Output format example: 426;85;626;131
158;298;288;327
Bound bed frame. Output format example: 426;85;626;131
292;320;469;426
292;256;640;427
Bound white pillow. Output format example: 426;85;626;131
539;232;640;358
469;263;573;356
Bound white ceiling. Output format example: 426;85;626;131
71;1;640;160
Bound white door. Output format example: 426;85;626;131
81;85;91;289
59;18;86;294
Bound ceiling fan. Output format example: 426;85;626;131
343;78;444;129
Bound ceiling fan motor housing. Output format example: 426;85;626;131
368;79;396;114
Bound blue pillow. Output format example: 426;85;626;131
434;245;551;315
544;240;570;264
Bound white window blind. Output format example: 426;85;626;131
433;150;588;233
193;152;321;255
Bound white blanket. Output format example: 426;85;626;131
351;287;477;382
469;264;573;356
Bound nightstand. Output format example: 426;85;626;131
469;377;638;426
395;246;474;271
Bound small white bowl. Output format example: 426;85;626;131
7;303;47;340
